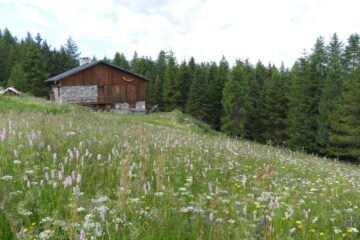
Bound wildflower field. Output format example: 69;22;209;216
0;96;359;240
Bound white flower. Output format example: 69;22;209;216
312;216;318;223
154;192;164;197
289;227;296;234
333;227;342;234
77;207;86;212
13;160;21;164
1;175;13;181
92;196;109;203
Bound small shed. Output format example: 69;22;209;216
44;59;150;113
0;87;22;96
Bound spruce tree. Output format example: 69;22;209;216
162;52;179;111
246;61;267;142
317;33;345;153
7;63;28;91
328;65;360;160
0;28;18;86
112;52;130;70
64;36;80;68
205;57;229;130
287;57;319;151
21;40;48;96
344;34;360;72
261;65;289;145
151;50;167;109
186;63;208;120
176;60;190;111
221;60;249;137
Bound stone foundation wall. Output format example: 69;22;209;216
59;86;97;103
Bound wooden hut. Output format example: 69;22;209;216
45;58;150;112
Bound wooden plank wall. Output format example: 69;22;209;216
59;63;145;106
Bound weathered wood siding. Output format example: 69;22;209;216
57;63;145;107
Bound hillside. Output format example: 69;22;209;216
0;96;359;240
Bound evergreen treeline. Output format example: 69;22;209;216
1;28;359;161
0;28;80;96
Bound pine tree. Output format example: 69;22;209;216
344;34;360;72
0;28;18;86
151;51;167;109
186;63;208;120
21;40;49;96
221;60;249;137
246;61;267;142
317;33;345;153
287;57;318;151
328;65;360;160
64;36;80;68
205;57;229;130
176;60;190;111
112;52;130;70
287;37;328;152
261;65;289;145
7;63;28;91
162;52;179;111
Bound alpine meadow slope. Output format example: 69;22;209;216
0;96;359;239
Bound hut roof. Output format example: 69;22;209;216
44;60;151;83
0;87;22;96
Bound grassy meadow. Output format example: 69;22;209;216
0;96;359;239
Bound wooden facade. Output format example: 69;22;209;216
46;61;148;110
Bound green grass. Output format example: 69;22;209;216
0;96;359;239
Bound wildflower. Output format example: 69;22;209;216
79;230;85;240
1;128;6;142
310;229;315;233
333;227;342;234
1;175;13;181
312;216;318;223
31;222;36;226
23;228;28;233
296;220;301;225
208;182;213;193
76;174;82;184
289;227;296;234
319;232;324;236
209;212;214;223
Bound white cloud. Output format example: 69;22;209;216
2;0;359;66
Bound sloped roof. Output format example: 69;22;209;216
0;87;22;96
44;60;150;83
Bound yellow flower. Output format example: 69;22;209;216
342;233;347;237
31;222;36;226
253;210;257;214
310;229;315;233
256;204;261;209
296;220;301;225
23;228;28;233
347;228;353;233
320;232;324;236
145;206;150;211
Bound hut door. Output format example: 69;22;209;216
126;84;136;108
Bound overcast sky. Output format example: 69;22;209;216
1;0;359;67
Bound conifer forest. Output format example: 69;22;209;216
0;28;359;161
